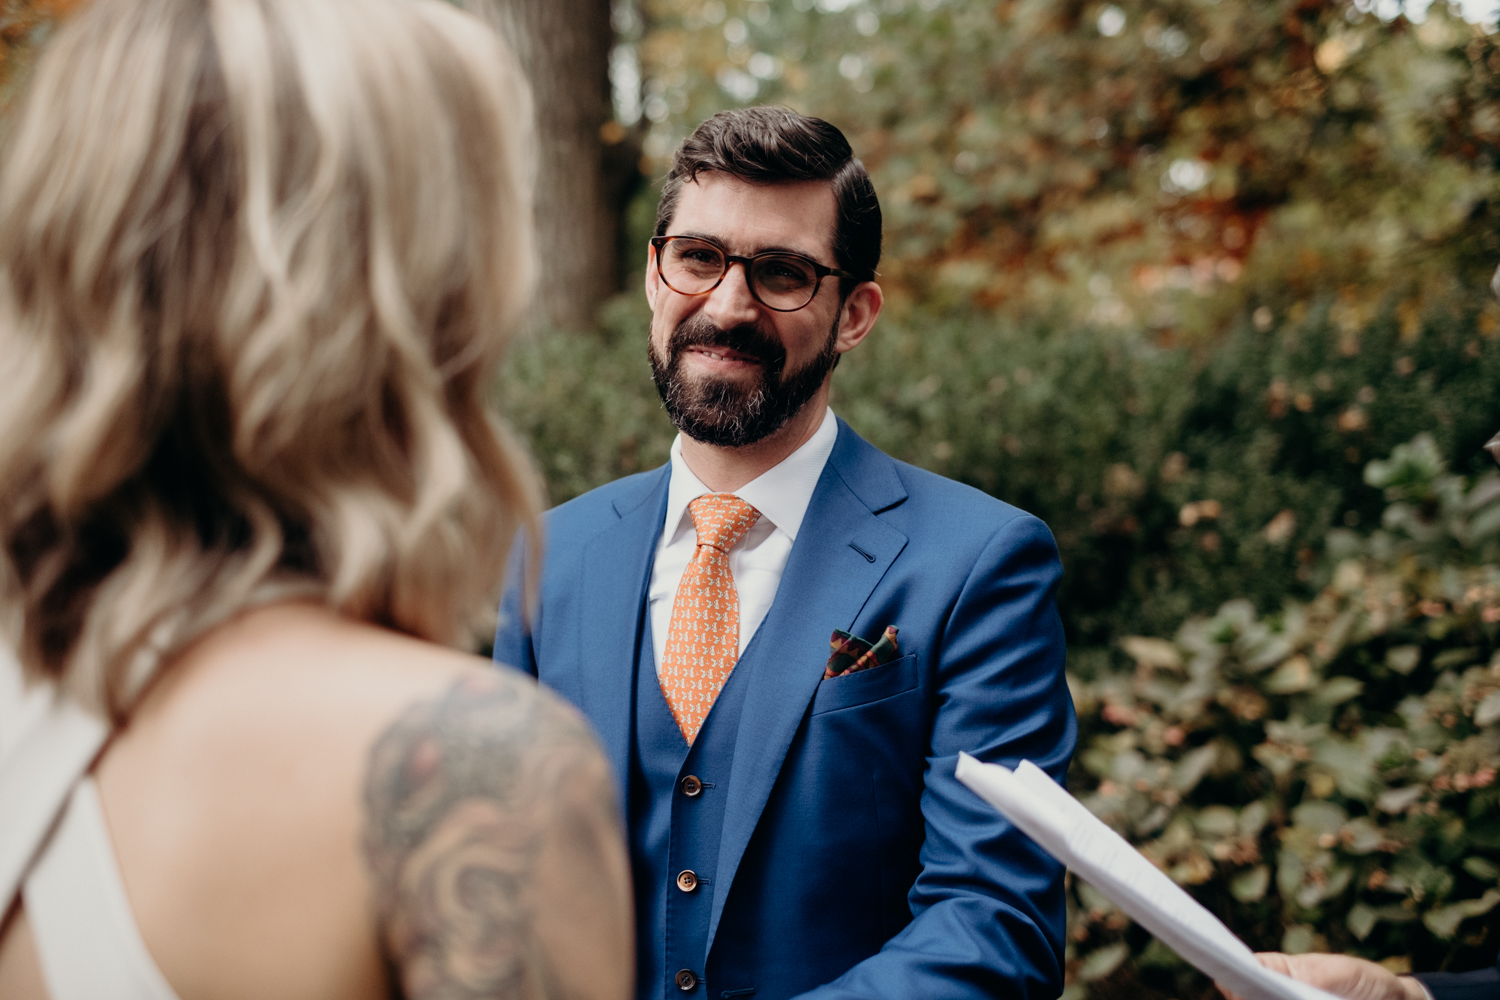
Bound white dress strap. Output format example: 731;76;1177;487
24;778;182;1000
0;643;48;756
0;654;108;914
0;649;181;1000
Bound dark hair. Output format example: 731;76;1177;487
654;107;881;293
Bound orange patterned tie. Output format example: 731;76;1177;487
660;493;761;744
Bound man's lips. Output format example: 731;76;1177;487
684;344;763;365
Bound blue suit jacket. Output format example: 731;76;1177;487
1414;953;1500;1000
495;420;1077;999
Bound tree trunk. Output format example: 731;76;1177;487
466;0;623;332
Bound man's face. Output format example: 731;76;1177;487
646;173;854;448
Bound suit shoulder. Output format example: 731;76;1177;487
832;422;1040;533
877;459;1064;597
887;457;1047;538
543;467;665;532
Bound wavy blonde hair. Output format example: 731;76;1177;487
0;0;541;721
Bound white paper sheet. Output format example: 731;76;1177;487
955;753;1341;1000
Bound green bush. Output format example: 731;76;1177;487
837;295;1500;649
502;289;1500;650
1063;435;1500;998
501;297;675;503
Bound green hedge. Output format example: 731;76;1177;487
1064;436;1500;997
502;290;1500;650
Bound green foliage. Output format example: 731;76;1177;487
840;294;1500;648
626;0;1500;336
505;289;1500;649
1062;436;1500;996
502;299;675;501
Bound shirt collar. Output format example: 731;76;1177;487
661;406;838;547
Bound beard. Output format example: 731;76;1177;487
649;311;840;448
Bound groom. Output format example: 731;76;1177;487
495;106;1076;1000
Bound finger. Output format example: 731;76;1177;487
1254;953;1296;977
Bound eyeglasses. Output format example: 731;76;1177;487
650;235;858;313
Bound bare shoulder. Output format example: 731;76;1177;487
362;667;632;1000
360;668;602;846
82;604;628;1000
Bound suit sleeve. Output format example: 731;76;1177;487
1411;951;1500;1000
492;533;540;679
796;512;1077;1000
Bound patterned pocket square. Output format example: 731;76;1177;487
824;625;900;679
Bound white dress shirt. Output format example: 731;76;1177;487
648;406;839;676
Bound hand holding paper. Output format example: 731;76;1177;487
955;753;1343;1000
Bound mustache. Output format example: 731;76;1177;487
667;314;787;371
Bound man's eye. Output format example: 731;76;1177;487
681;248;721;265
757;259;815;287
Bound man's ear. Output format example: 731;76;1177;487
645;243;661;310
834;281;884;354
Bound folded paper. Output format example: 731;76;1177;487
955;753;1341;1000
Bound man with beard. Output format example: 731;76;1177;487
494;107;1075;1000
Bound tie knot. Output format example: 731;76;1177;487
688;493;761;552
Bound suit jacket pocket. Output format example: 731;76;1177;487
810;652;918;716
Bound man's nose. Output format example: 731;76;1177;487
701;259;761;327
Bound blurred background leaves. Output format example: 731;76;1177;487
620;0;1500;329
1062;440;1500;998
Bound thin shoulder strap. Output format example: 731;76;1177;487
25;778;183;1000
0;652;109;915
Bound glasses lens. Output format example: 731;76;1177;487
751;254;819;309
661;239;725;293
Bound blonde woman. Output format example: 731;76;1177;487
0;1;632;999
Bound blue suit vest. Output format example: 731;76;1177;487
631;620;753;1000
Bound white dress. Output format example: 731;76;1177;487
0;648;182;1000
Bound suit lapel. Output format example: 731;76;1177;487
574;467;670;805
707;423;909;949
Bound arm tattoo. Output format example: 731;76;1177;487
363;672;610;1000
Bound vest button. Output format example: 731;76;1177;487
675;969;698;991
681;775;703;797
676;869;699;892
